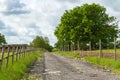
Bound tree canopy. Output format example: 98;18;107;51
54;3;119;50
0;33;7;45
30;36;53;51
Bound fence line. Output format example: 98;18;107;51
0;44;32;69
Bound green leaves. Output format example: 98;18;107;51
30;36;53;51
0;33;7;45
54;3;119;50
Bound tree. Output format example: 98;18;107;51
30;36;53;51
54;3;119;55
0;33;7;45
44;37;49;44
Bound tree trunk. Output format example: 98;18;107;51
81;48;83;57
62;45;64;51
77;41;80;51
89;41;91;56
67;44;69;51
71;43;73;51
114;37;116;60
60;46;63;51
64;45;66;51
99;39;103;57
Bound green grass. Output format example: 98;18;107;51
91;49;120;54
56;51;80;59
0;50;44;80
85;56;120;74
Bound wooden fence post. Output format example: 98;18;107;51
0;47;2;69
21;46;24;58
0;44;29;69
0;46;5;69
0;44;30;69
12;46;15;64
0;58;1;69
6;46;10;68
26;46;29;56
16;46;19;61
19;46;21;59
23;45;27;57
99;39;103;57
23;46;26;57
114;37;116;60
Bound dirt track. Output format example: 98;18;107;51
25;53;120;80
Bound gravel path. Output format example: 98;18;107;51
25;52;120;80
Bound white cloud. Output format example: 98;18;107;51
0;0;120;46
0;0;30;15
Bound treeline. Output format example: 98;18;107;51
30;36;53;52
54;3;119;51
0;32;53;51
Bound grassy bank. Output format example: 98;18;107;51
85;56;120;73
56;51;80;59
0;50;44;80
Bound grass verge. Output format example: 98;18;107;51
0;50;44;80
85;56;120;74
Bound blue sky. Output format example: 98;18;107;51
0;0;120;46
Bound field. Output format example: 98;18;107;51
72;49;120;60
56;49;120;60
91;49;120;54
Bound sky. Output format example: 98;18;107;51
0;0;120;46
